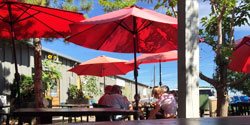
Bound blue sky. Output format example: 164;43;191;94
41;1;250;90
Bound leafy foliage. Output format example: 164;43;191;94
82;76;101;97
67;84;82;99
153;0;177;17
42;59;62;92
98;0;137;12
20;0;93;13
66;84;89;104
10;59;62;104
19;75;35;99
200;0;250;84
10;75;35;102
66;76;100;104
140;0;250;116
228;71;250;96
199;0;250;116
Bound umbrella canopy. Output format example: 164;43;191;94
67;5;177;53
68;55;134;88
0;0;84;39
128;50;177;86
129;50;178;64
0;0;84;107
68;55;134;77
228;35;250;73
66;5;178;112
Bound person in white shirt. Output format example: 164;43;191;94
148;87;177;119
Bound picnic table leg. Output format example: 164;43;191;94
6;114;9;125
146;107;149;119
68;116;72;123
18;117;22;125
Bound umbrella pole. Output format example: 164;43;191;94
104;76;106;90
8;3;21;108
159;61;162;86
133;16;139;120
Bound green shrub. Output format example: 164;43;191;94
66;84;89;104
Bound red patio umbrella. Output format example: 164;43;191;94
68;55;134;87
66;5;178;111
128;50;177;86
228;35;250;73
0;0;84;107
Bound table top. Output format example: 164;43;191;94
52;104;91;107
13;108;137;117
71;116;250;125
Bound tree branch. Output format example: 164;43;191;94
168;0;177;17
229;7;235;45
199;72;218;87
219;3;226;19
211;0;219;13
228;73;250;86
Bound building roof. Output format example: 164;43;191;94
40;45;150;88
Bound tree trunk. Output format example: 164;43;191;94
33;38;44;108
216;86;229;116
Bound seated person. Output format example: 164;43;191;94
161;85;170;93
102;85;130;109
170;90;178;103
148;87;177;119
98;85;112;105
102;85;131;120
131;94;144;120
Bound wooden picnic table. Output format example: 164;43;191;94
78;116;250;125
13;108;137;124
133;105;155;119
52;104;92;122
52;104;91;108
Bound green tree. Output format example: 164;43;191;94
82;76;101;97
67;84;89;104
228;71;250;96
19;0;92;108
42;59;62;95
152;0;177;17
10;74;34;111
10;58;62;109
98;0;137;12
199;0;250;116
140;0;250;116
98;0;158;13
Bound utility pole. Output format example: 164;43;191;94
154;64;155;87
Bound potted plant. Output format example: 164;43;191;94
66;84;89;104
